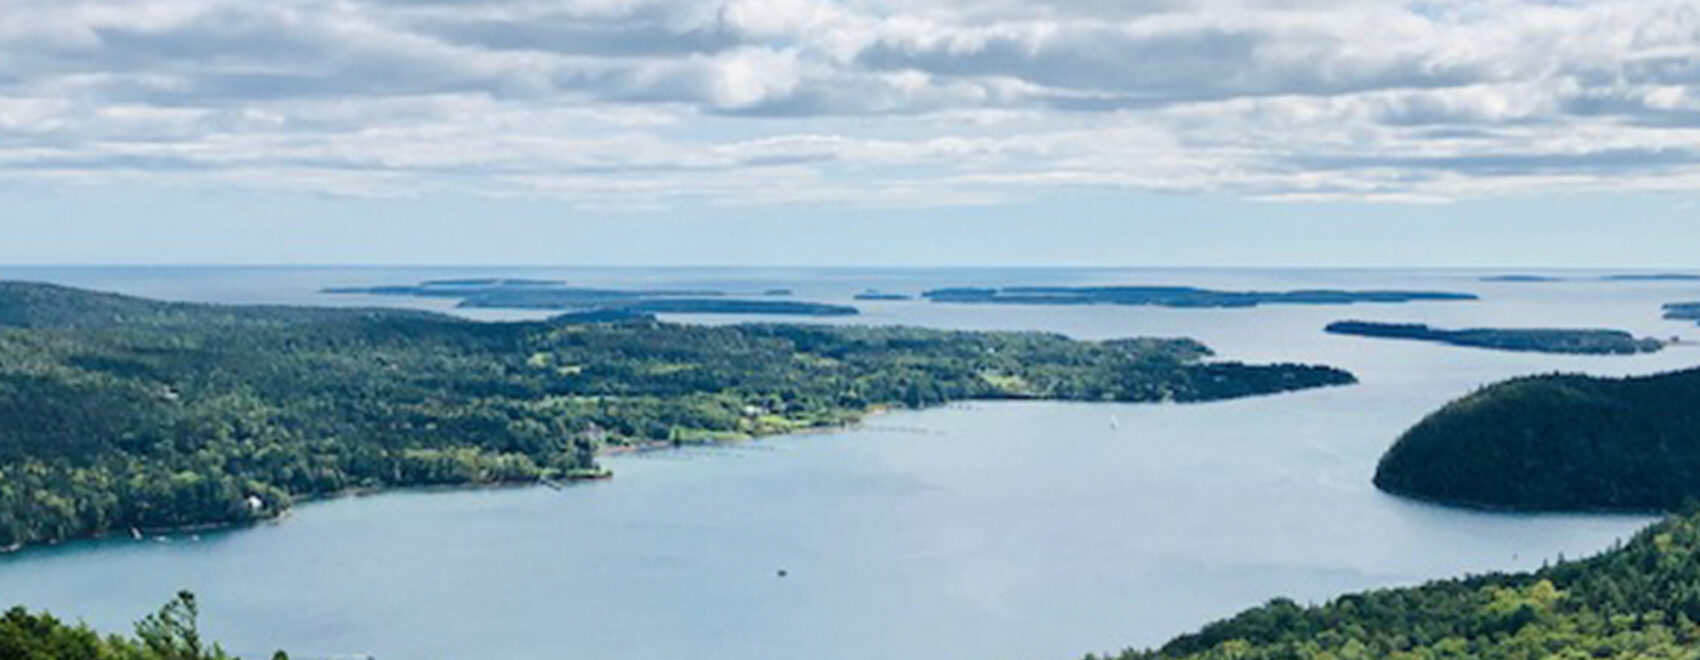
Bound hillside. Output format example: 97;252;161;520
1373;367;1700;511
1092;510;1700;660
0;282;1355;551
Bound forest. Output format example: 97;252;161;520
1324;321;1664;355
1373;366;1700;511
0;282;1354;551
1;591;285;660
1093;509;1700;660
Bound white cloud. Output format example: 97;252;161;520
0;0;1698;206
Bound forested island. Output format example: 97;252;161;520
1325;321;1665;355
1481;274;1564;282
922;286;1478;308
325;279;856;316
854;291;912;301
0;282;1354;552
462;294;858;316
1603;274;1700;282
1373;366;1700;512
1666;302;1699;324
1092;509;1700;660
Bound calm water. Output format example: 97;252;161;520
2;267;1699;660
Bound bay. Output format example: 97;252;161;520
0;267;1696;660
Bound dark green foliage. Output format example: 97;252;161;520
1374;368;1700;511
1325;321;1664;355
0;282;1353;551
1;591;251;660
923;286;1478;308
1091;510;1700;660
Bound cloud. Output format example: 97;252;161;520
1;0;1699;205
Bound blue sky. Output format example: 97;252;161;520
3;0;1699;266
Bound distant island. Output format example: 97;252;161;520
1480;274;1564;282
1666;301;1700;324
853;290;912;301
1373;366;1700;512
922;286;1478;308
1325;320;1665;354
458;291;859;316
1477;274;1700;283
325;279;856;316
1603;273;1700;281
0;281;1355;552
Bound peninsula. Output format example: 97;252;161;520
0;281;1355;552
1373;366;1700;512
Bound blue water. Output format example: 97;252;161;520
0;267;1697;660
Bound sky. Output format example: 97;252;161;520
2;0;1699;266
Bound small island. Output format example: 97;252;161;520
1480;274;1564;282
326;279;857;317
1603;273;1700;281
853;290;912;301
1373;366;1700;512
1666;301;1700;323
922;286;1478;308
1325;320;1665;354
458;291;859;316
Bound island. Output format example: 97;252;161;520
1480;274;1564;282
1324;320;1665;354
1094;511;1700;660
762;288;794;296
853;290;912;301
1603;273;1700;281
1372;366;1700;512
921;286;1478;308
325;279;856;316
1666;301;1700;323
457;291;859;316
0;281;1355;552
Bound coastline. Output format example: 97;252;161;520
0;407;895;558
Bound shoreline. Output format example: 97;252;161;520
0;382;1349;559
0;408;895;558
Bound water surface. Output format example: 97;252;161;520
1;267;1696;660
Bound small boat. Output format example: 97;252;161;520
1109;414;1121;430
